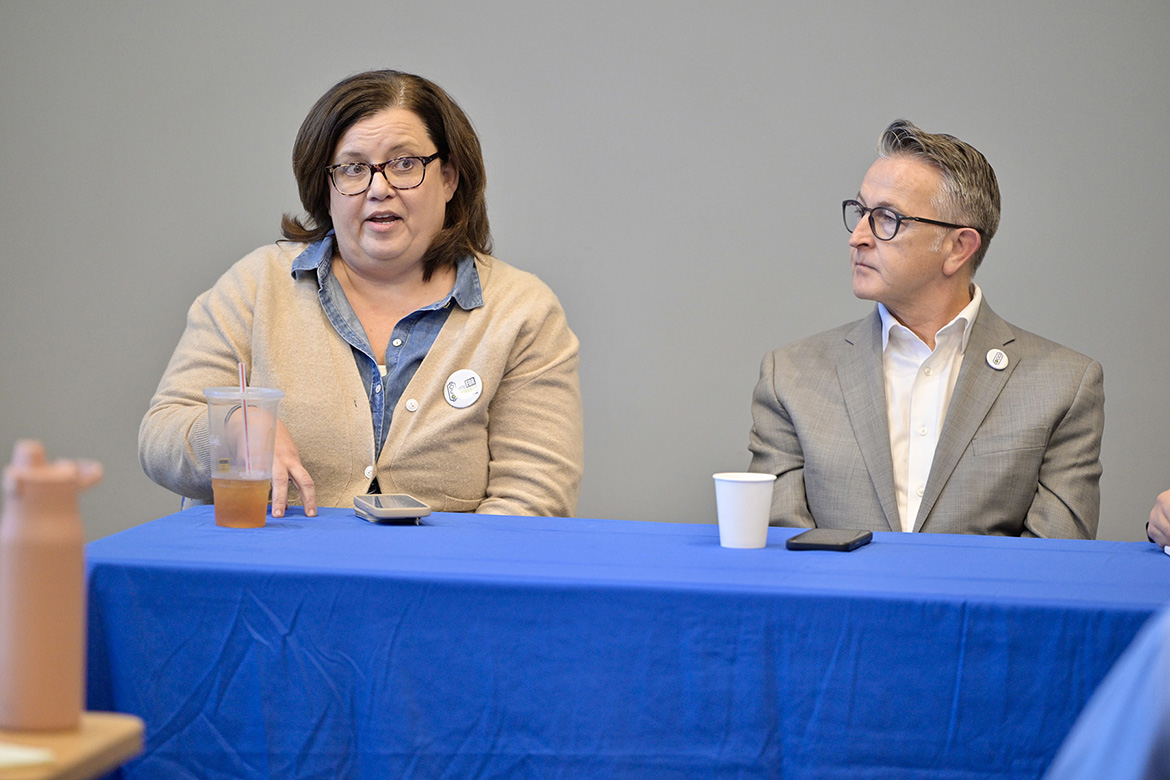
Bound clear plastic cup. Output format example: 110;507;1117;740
204;387;284;528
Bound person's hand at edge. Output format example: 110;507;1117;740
271;420;317;518
1147;489;1170;549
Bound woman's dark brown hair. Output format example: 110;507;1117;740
281;70;492;279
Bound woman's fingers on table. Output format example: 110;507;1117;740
270;422;317;518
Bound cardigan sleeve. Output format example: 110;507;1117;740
476;283;584;517
138;252;265;500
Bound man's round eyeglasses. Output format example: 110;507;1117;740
842;199;981;241
326;153;442;196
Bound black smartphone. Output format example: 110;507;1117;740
785;528;873;551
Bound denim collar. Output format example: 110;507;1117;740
290;232;484;311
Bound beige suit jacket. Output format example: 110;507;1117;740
748;302;1103;537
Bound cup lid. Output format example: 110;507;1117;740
203;386;285;402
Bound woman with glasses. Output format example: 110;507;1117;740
139;70;583;518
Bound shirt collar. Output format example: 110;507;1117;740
290;233;335;288
290;232;484;311
879;283;983;353
448;252;484;311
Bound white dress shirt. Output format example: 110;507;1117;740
880;285;983;532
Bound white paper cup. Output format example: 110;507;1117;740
713;472;777;548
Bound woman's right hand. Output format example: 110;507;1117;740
271;420;317;518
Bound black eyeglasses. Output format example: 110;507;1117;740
326;153;442;196
843;199;980;241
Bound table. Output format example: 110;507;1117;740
85;507;1170;779
0;712;143;780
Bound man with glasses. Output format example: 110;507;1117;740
747;120;1103;537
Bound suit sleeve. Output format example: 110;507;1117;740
1022;358;1104;539
748;350;816;528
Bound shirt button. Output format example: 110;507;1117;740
923;367;933;376
364;466;374;479
392;338;403;348
916;486;925;497
918;426;928;436
374;383;382;394
405;399;419;412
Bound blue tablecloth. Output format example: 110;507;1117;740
85;507;1170;779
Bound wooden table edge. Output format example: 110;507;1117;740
0;712;144;780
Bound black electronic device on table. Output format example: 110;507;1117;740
785;528;873;551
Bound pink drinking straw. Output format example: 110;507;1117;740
238;362;252;475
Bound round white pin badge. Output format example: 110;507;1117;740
986;349;1009;370
444;369;483;409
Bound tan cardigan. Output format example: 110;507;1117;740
139;243;583;516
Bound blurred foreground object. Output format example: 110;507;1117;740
0;441;101;730
1044;608;1170;780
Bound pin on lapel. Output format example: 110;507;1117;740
986;349;1009;370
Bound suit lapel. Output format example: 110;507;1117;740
837;311;901;532
914;302;1017;531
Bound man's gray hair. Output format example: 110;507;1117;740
878;119;1001;271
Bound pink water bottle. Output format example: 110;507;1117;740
0;440;102;730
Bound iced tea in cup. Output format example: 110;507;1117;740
204;387;284;528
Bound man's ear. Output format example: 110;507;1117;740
942;227;982;278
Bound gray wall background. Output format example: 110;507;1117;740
2;1;1167;542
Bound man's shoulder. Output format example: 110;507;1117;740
982;306;1098;370
768;313;876;360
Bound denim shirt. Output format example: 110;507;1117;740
290;234;484;459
